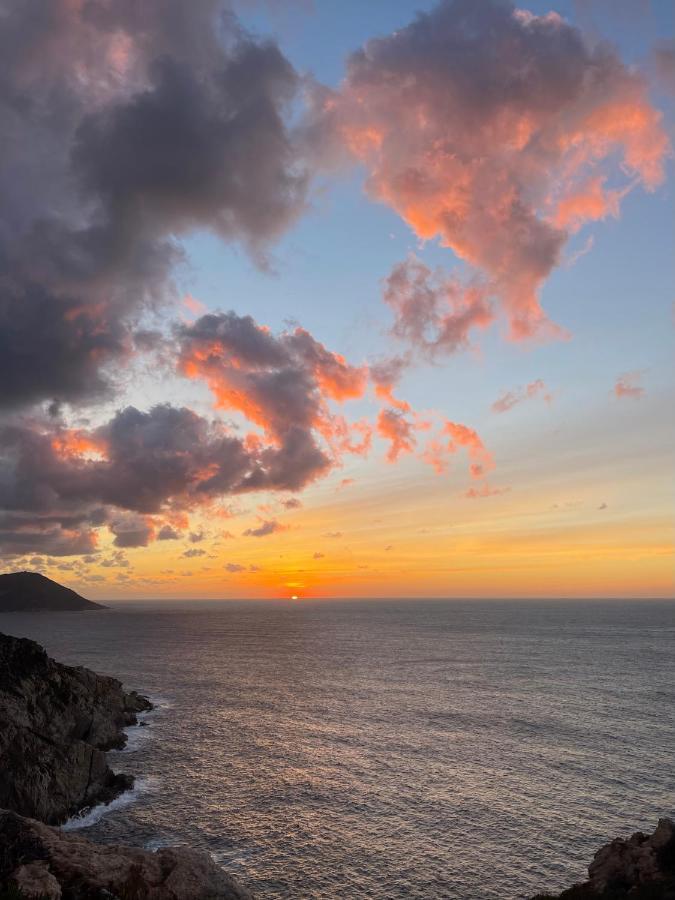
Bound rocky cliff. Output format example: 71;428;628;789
0;631;254;899
0;630;151;824
0;571;106;612
0;810;253;900
532;818;675;899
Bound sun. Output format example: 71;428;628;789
290;594;299;601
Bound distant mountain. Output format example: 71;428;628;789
0;571;106;612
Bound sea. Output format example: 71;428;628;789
2;599;674;899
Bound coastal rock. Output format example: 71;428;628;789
0;630;152;824
532;818;675;899
0;810;254;899
0;571;106;612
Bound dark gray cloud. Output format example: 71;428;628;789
0;0;308;412
0;515;97;557
0;401;329;555
653;39;675;95
243;519;284;538
100;551;130;568
110;513;153;548
0;298;372;555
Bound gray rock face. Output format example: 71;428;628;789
0;571;106;611
532;817;675;899
588;818;675;895
0;810;254;899
0;630;152;824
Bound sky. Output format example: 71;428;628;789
0;0;673;600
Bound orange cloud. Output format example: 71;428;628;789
614;372;645;399
443;421;495;479
313;0;669;340
552;177;625;232
182;293;208;317
465;484;511;499
377;408;416;462
492;379;552;413
370;355;412;409
51;429;107;459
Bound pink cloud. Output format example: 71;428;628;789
312;0;669;340
377;408;417;462
183;293;208;317
337;477;355;491
492;379;552;413
383;256;493;357
614;372;645;399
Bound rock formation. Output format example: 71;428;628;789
0;631;254;898
532;818;675;899
0;572;106;612
0;630;151;824
0;810;254;900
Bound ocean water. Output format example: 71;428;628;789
2;599;674;899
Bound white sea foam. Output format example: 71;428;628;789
117;721;152;752
143;835;176;851
147;694;174;711
115;693;172;753
61;776;156;831
61;691;171;829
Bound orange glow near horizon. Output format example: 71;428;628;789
40;421;674;602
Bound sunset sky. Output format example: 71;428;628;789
0;0;673;599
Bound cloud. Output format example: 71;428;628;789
614;372;645;399
492;380;552;413
224;562;246;573
0;292;380;554
421;421;495;478
177;311;370;486
0;397;352;555
0;515;98;557
323;531;343;539
377;409;417;463
109;514;154;548
0;0;309;413
652;40;675;95
243;519;285;538
465;484;511;499
313;552;325;559
189;530;205;543
282;498;302;509
370;355;411;410
182;548;206;558
383;257;493;357
100;551;130;568
310;0;668;340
